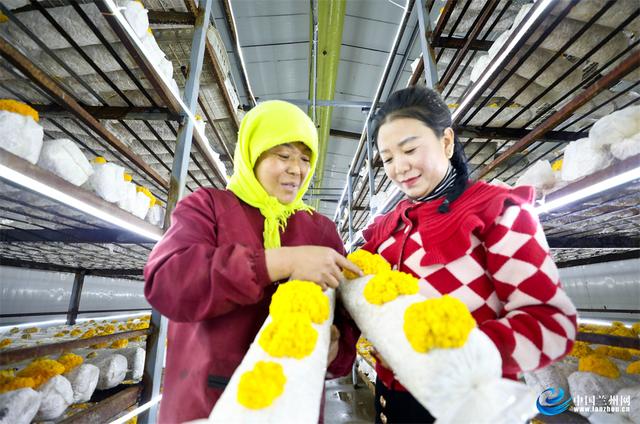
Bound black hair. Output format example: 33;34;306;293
370;86;469;213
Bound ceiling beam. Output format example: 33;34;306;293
456;126;588;142
431;36;492;51
34;104;181;121
148;10;195;25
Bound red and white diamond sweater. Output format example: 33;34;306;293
362;181;577;391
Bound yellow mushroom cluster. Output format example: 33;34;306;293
403;295;476;353
578;354;620;379
343;250;391;279
238;280;330;409
363;270;419;305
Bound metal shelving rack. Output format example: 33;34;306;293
0;0;239;422
333;0;639;269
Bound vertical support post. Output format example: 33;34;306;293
347;173;354;251
365;119;376;215
138;308;168;424
143;2;212;422
164;0;214;228
66;270;85;326
416;0;438;89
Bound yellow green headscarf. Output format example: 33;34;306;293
227;100;318;249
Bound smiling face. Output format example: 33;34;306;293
377;117;454;199
254;142;312;204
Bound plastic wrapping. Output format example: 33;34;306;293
37;138;94;186
590;106;640;150
0;388;41;424
611;133;640;161
146;204;165;227
116;347;146;380
35;375;74;420
470;54;491;83
0;110;44;164
132;190;151;219
89;162;127;203
515;160;556;191
64;364;99;403
339;275;537;424
561;138;613;182
617;386;640;424
122;1;149;39
87;353;128;390
117;181;138;214
206;289;335;423
568;372;626;417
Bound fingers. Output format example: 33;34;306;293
324;272;340;289
336;255;363;277
330;325;340;341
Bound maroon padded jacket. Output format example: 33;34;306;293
144;188;358;423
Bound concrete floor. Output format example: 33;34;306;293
324;375;376;423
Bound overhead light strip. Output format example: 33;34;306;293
0;163;162;242
108;395;163;424
536;166;640;214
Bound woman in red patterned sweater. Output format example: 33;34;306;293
362;86;577;423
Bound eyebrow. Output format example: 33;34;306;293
379;135;419;154
274;143;312;156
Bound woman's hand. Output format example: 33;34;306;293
327;325;340;364
266;246;363;290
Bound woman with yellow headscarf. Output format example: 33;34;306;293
144;101;362;423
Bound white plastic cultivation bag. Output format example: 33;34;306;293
116;347;146;380
205;285;334;424
132;190;152;219
0;388;41;424
87;353;128;390
610;133;640;161
339;275;537;424
35;375;74;420
140;31;166;67
561;138;613;182
122;0;149;39
37;138;93;186
146;204;165;226
117;181;137;213
590;106;640;150
0;110;43;164
89;161;127;203
64;363;99;403
515;160;556;191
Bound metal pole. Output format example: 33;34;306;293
164;0;214;227
311;0;319;124
347;173;354;250
141;2;213;423
138;308;168;424
416;0;438;88
66;270;86;326
365;120;376;215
